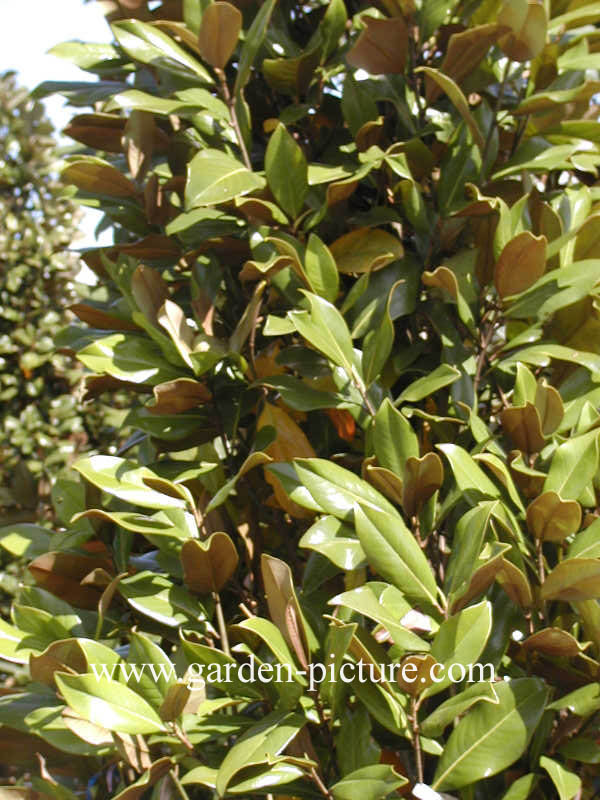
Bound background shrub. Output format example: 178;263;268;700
0;71;125;520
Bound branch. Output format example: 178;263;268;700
410;696;424;784
215;67;252;170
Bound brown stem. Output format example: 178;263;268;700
172;722;194;753
413;515;424;548
310;687;336;775
351;367;377;417
215;67;252;170
214;591;231;657
536;537;545;584
309;766;333;799
536;538;549;626
239;602;254;619
473;318;497;397
481;59;510;174
169;768;191;800
410;696;424;784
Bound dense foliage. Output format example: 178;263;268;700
0;71;120;522
3;0;600;797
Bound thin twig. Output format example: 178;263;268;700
481;59;510;173
536;537;545;584
410;696;424;784
214;591;231;657
351;367;377;417
474;318;497;396
215;67;252;170
239;602;254;619
169;769;191;800
309;766;333;799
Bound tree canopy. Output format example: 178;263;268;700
2;0;600;798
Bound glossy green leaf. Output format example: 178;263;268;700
418;67;484;151
541;559;600;602
228;762;306;794
265;123;308;219
0;618;32;664
300;515;366;570
444;502;498;607
567;517;600;560
72;508;191;541
424;600;493;697
437;443;500;502
548;683;600;716
330;583;429;652
421;682;499;738
540;756;581;800
543;430;600;502
397;364;461;403
119;572;205;627
319;0;347;59
433;678;548;791
305;233;339;303
186;149;265;208
234;0;277;93
362;282;398;386
215;711;305;796
180;634;263;699
335;705;380;776
288;292;356;377
558;737;600;764
257;375;349;412
111;19;211;80
73;456;187;509
77;333;181;385
501;773;539;800
331;765;407;800
55;672;165;735
373;399;419;478
233;617;306;684
126;632;176;709
354;504;438;608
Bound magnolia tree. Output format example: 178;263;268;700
0;71;125;526
2;0;600;797
0;71;87;511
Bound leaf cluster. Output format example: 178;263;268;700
3;1;600;798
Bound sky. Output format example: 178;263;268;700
0;0;115;256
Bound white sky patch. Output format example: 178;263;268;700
0;0;114;252
413;784;458;800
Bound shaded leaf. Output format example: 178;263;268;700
402;453;444;518
181;532;239;593
330;228;403;274
62;159;137;198
331;764;407;800
498;0;547;62
346;17;408;75
541;558;600;602
526;492;581;542
198;2;242;69
495;232;546;299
